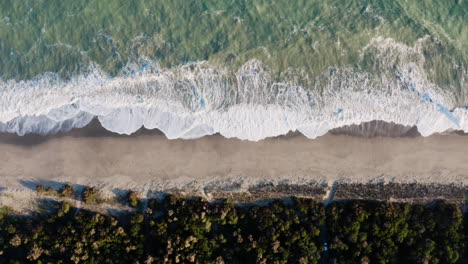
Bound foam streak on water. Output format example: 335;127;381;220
0;37;467;141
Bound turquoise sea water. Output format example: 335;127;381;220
0;1;467;139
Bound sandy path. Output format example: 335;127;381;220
0;131;467;193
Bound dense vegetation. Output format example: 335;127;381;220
327;201;465;264
0;193;466;263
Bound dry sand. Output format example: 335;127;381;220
0;121;467;198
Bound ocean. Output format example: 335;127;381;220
0;0;467;140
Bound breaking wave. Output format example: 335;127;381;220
1;37;467;141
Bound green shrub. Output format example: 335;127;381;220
127;191;140;208
82;187;98;204
35;184;57;196
59;184;74;198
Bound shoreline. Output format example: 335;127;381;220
0;120;466;198
0;118;449;146
2;118;466;146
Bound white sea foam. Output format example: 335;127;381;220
0;37;467;140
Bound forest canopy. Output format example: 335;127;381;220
0;195;466;264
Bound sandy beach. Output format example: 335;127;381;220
0;121;467;197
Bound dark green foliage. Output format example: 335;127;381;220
0;198;466;263
127;191;140;208
327;200;465;264
59;184;74;198
232;198;325;263
0;206;24;262
82;186;98;204
143;196;325;263
465;210;468;262
35;184;58;196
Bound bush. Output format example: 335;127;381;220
57;202;71;217
82;187;98;204
59;184;74;198
35;184;57;196
127;191;140;207
35;184;45;193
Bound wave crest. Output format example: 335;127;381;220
1;37;467;140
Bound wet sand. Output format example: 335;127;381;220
0;121;467;194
